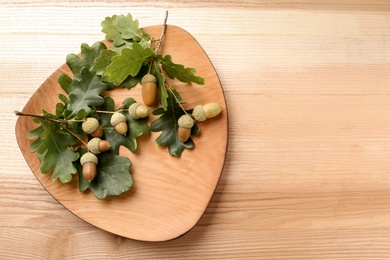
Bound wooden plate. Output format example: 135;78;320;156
15;25;228;242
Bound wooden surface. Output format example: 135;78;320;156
14;25;228;242
2;0;390;258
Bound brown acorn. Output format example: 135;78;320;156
141;73;158;106
110;112;128;135
82;117;103;137
80;152;98;182
177;114;194;142
88;138;111;154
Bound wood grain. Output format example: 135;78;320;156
14;25;228;242
2;0;390;258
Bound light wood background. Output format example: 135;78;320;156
2;0;390;259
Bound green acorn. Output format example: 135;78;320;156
128;103;149;119
192;103;222;122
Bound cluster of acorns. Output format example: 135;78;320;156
177;103;222;142
78;73;222;182
79;102;149;182
141;73;223;142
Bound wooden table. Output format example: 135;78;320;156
2;1;390;258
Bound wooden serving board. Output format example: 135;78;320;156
15;25;228;242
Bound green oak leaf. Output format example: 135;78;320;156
150;92;198;157
55;93;69;118
93;47;148;89
58;93;70;106
28;124;45;153
120;65;149;89
67;67;108;118
58;42;109;119
57;73;73;94
28;117;79;183
104;42;155;86
92;49;118;77
151;56;169;110
101;14;151;48
55;102;66;118
101;15;126;46
66;42;107;79
115;13;144;42
109;42;133;52
77;148;133;199
161;55;205;85
89;151;133;199
99;96;150;153
120;68;145;89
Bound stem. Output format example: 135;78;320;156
155;11;168;54
61;125;88;147
148;57;155;74
96;110;117;114
166;86;189;115
16;109;126;116
97;108;128;114
15;111;62;123
15;111;39;117
15;111;85;123
15;110;88;147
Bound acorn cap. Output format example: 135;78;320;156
88;138;101;154
80;152;98;165
178;114;194;128
192;105;206;122
128;103;140;119
128;103;149;119
141;73;156;84
110;112;127;126
82;117;99;134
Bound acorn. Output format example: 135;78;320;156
110;112;128;135
82;117;103;137
177;114;194;142
87;137;111;154
192;103;222;122
128;103;149;119
141;73;158;106
80;152;98;182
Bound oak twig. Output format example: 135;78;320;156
155;11;169;54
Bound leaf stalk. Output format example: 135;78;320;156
166;86;190;116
